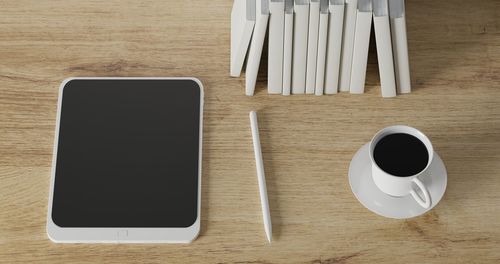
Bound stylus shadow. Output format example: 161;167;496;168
257;110;282;240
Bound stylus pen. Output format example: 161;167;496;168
249;111;272;243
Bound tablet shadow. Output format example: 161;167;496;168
199;80;211;238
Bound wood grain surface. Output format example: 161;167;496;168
1;0;500;263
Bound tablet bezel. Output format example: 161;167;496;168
47;77;204;243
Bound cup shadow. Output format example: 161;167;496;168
431;122;500;206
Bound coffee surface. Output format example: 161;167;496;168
374;133;429;177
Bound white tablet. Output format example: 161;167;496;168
47;77;204;243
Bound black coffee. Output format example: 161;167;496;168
373;133;429;177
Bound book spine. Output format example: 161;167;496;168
350;10;372;93
374;15;397;97
282;11;294;95
305;1;320;94
268;1;285;94
292;2;310;94
245;0;270;96
324;3;345;94
315;10;329;95
391;15;411;94
338;0;358;92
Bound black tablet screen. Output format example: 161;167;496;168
51;79;201;227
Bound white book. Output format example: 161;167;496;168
230;0;256;77
324;0;345;94
314;0;329;95
389;0;411;94
268;0;285;94
373;0;396;97
305;0;320;94
338;0;358;92
282;0;294;95
292;0;310;94
350;0;372;94
245;0;270;96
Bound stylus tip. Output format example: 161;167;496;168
266;231;272;243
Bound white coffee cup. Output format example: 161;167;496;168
369;125;433;209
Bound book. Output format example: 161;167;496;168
324;0;345;94
230;0;256;77
292;0;310;94
373;0;396;97
389;0;411;94
350;0;372;93
245;0;270;96
314;0;330;95
338;0;358;92
282;0;294;95
268;0;285;94
305;0;320;94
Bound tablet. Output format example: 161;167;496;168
47;77;203;243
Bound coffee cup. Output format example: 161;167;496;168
369;125;433;209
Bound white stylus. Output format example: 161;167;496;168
249;111;272;243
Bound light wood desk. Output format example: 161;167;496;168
1;0;499;263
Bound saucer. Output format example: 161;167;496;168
348;143;447;219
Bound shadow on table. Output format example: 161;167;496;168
432;121;500;209
404;0;493;91
365;0;493;93
199;78;213;238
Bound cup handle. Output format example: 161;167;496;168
410;178;431;209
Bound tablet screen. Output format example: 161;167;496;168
51;79;201;228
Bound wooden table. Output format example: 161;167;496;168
1;0;499;263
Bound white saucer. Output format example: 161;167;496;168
348;143;447;219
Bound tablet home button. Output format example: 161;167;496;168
117;230;128;237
